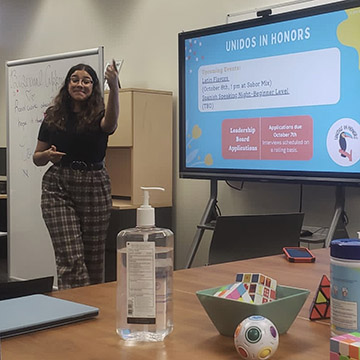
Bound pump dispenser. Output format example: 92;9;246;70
136;187;160;227
116;187;174;342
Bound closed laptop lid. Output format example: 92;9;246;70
0;294;99;338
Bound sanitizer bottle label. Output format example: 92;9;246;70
126;241;156;324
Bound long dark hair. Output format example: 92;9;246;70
44;63;104;131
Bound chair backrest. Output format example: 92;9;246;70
208;213;304;265
0;276;54;300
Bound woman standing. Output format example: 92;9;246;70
33;62;119;289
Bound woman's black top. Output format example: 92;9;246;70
38;111;108;163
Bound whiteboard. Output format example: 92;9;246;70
226;0;343;23
6;47;104;284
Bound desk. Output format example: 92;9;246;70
2;248;331;359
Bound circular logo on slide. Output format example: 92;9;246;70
327;118;360;166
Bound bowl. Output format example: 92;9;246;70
196;284;310;337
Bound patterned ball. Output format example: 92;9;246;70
234;315;279;359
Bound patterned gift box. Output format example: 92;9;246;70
330;332;360;359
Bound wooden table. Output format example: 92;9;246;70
1;248;331;359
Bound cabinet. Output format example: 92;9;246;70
103;89;173;281
104;88;173;209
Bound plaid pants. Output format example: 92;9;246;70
41;165;112;290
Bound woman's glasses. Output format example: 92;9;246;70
69;76;93;86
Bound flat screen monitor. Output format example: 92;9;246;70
178;0;360;185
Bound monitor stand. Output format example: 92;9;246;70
185;179;218;268
185;182;349;268
325;185;348;247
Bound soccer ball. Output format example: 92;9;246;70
234;315;279;359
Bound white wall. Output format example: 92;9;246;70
1;0;359;271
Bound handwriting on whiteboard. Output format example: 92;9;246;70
9;64;65;179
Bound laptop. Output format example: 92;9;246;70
208;212;304;265
0;294;99;338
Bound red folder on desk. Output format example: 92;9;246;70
0;294;99;338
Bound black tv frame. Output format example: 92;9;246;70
178;0;360;186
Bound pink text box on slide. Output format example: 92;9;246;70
222;115;313;160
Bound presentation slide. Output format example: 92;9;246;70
183;6;360;174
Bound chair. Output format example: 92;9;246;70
208;213;304;265
0;231;6;257
0;276;54;301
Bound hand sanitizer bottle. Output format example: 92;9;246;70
116;187;174;342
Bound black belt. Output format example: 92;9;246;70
56;160;104;171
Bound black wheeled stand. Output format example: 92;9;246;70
185;182;347;267
185;179;218;268
325;185;347;247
